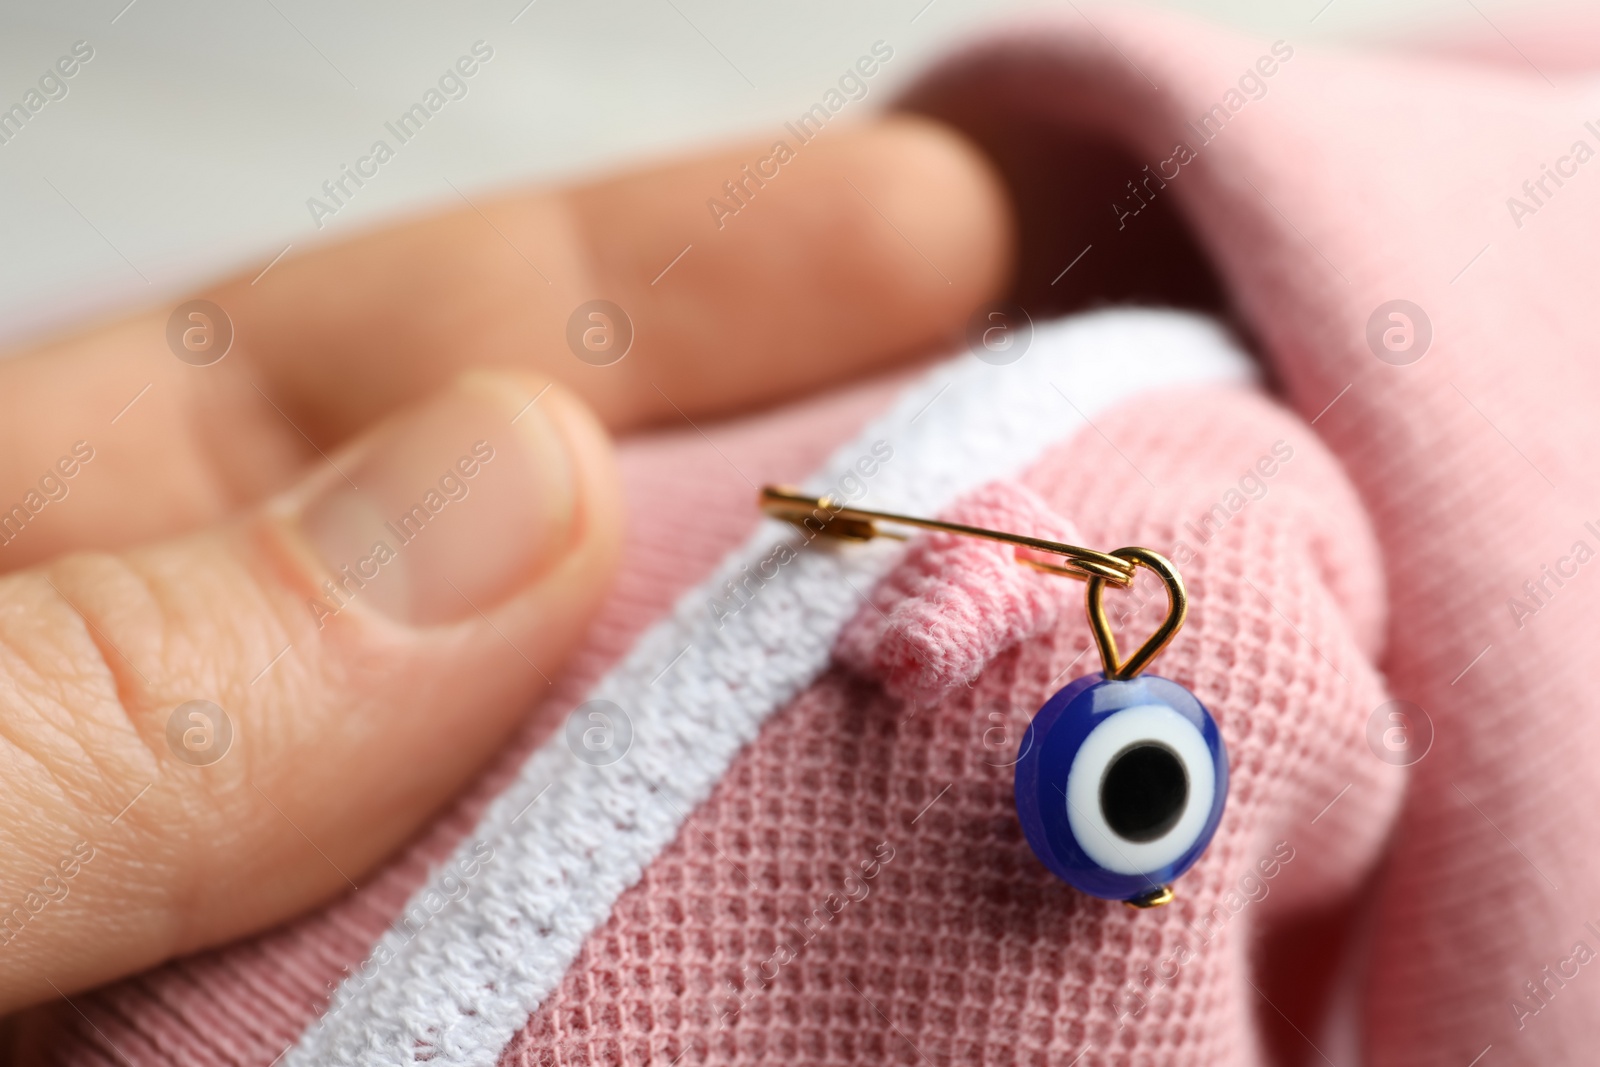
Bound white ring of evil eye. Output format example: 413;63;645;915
1064;703;1217;875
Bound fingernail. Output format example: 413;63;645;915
299;375;577;626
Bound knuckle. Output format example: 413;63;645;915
0;544;316;940
0;563;159;819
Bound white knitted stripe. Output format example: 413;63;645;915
283;309;1256;1066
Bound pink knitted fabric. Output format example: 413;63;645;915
34;6;1600;1065
499;385;1396;1067
888;9;1600;1062
832;482;1075;706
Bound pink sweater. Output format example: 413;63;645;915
37;8;1600;1065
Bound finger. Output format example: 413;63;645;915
0;370;621;1010
215;114;1011;434
0;118;1010;568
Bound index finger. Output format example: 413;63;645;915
218;114;1010;436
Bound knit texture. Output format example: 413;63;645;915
832;482;1074;707
901;9;1600;1061
499;385;1398;1067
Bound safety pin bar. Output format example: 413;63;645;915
759;485;1137;586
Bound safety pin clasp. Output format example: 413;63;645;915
757;486;882;542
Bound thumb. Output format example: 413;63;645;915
0;371;621;1009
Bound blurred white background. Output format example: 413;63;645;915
0;0;1539;345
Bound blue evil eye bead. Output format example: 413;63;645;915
1014;672;1227;905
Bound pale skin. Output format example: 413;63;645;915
0;116;1012;1018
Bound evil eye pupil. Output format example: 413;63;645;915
1101;742;1188;843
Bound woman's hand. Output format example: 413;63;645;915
0;116;1010;1010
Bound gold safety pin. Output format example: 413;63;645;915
762;484;1189;911
759;485;1138;587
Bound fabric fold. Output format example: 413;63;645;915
901;10;1600;1062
